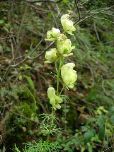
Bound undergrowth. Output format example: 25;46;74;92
0;0;114;152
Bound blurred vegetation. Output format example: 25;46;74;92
0;0;114;152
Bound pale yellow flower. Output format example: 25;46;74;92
47;87;63;110
45;48;58;63
57;33;67;41
57;38;75;55
61;63;77;88
61;14;76;35
46;27;60;41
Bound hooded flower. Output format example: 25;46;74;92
47;87;63;110
46;27;60;41
61;14;76;35
57;38;75;55
61;63;77;88
45;48;58;63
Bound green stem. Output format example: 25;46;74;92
51;107;55;125
56;65;60;94
56;57;63;94
60;85;65;95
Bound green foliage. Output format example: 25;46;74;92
0;0;114;152
13;106;114;151
60;107;114;152
14;141;61;152
39;113;60;136
0;76;39;148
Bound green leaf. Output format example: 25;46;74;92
24;75;35;93
0;19;5;25
97;115;105;140
84;129;95;143
87;143;93;152
110;115;114;125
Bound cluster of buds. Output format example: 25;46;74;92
45;14;77;110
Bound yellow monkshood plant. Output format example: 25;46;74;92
45;13;77;110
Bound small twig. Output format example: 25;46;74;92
74;0;81;24
26;0;62;4
2;38;44;80
93;22;100;42
32;41;54;60
2;41;54;79
74;5;114;25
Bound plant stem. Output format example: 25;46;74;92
56;64;60;94
56;57;63;94
60;85;65;95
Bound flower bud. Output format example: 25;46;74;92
45;48;57;63
61;63;77;88
47;87;63;110
61;14;76;35
46;27;60;41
